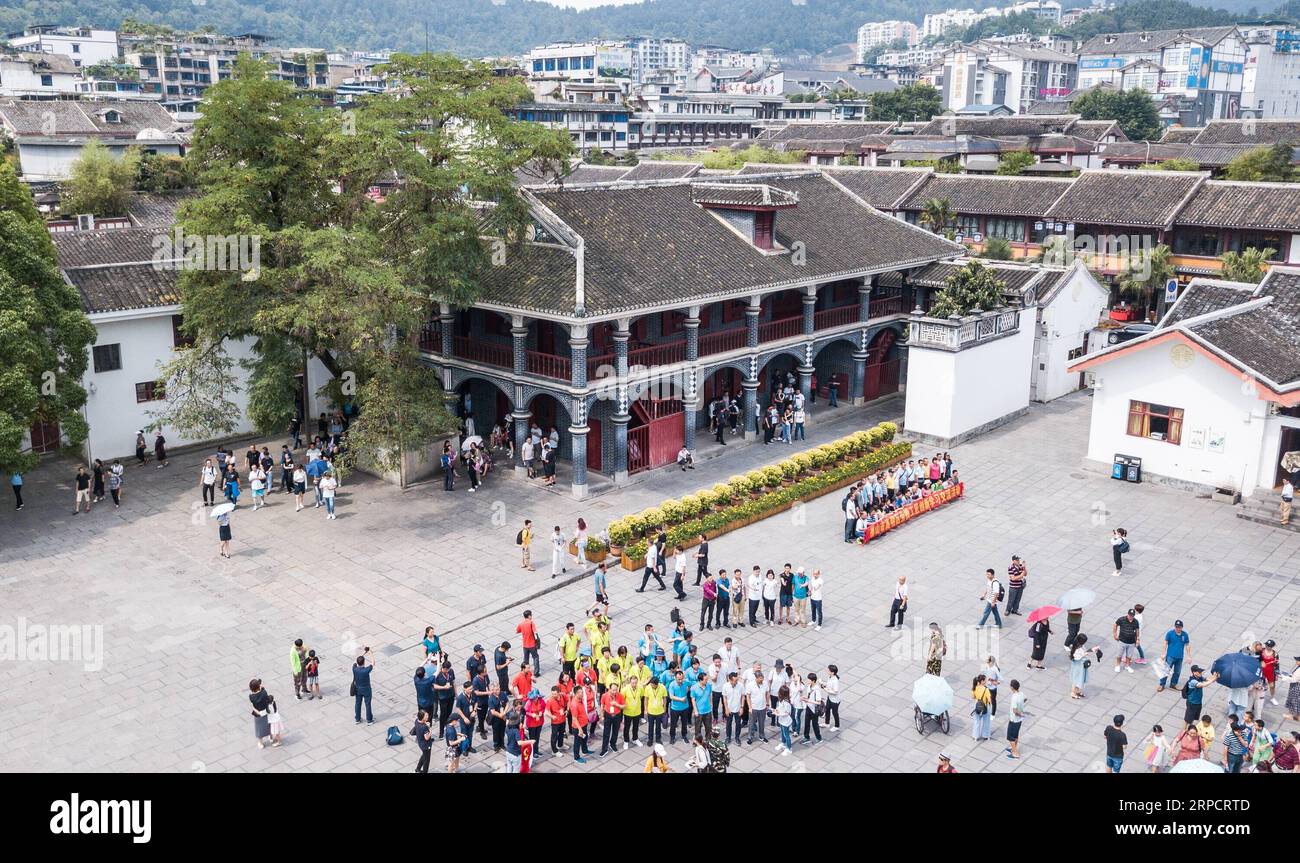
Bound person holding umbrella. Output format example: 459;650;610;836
211;502;236;558
1025;606;1058;670
305;451;328;507
1212;651;1261;718
1056;587;1095;649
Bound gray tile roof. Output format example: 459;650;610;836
690;182;797;207
1182;269;1300;387
1175;181;1300;231
1191;119;1300;146
0;99;179;138
494;172;962;317
126;191;197;229
1077;26;1239;56
1162;278;1257;326
619;161;702;181
1070;120;1125;142
819;167;932;211
52;228;165;269
914;115;1079;137
767;122;895;143
65;264;181;315
1044;169;1205;227
877;259;1054;299
899;174;1073;216
1160;127;1203;144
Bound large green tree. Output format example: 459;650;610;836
1220;247;1275;283
1224;144;1295;182
867;83;943;123
930;261;1009;318
1072;88;1162;142
0;163;97;474
156;53;571;473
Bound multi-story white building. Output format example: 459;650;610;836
690;46;772;74
857;21;920;60
877;45;950;68
1003;0;1062;20
524;41;633;83
1076;26;1247;125
1242;27;1300;118
923;9;993;39
938;41;1077;113
7;26;119;67
629;37;692;83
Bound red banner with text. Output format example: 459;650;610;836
860;483;964;544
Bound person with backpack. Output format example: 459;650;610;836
1111;528;1130;576
977;568;1004;629
517;520;535;571
970;674;993;741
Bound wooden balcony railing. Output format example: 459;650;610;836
869;294;905;318
417;321;441;352
757;314;803;343
452;335;512;369
525;350;571;382
813;304;859;330
698;326;749;356
628;339;687;368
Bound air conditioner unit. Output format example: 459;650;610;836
1084;371;1099;388
77;213;95;231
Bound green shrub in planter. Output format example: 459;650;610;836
711;483;734;506
727;476;750;499
742;471;766;494
793;452;814;472
759;465;782;488
879;421;897;441
585;536;608;554
779;459;800;480
659;499;686;525
639;506;665;530
678;493;704;518
626;539;648;560
608;519;633;547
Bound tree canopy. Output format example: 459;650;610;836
1223;144;1296;182
154;53;572;472
0;162;97;474
1071;88;1162;142
60;139;139;217
930;261;1009;318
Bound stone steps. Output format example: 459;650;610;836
1235;497;1300;533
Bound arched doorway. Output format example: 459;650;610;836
455;379;512;440
812;339;856;404
527;393;573;460
699;366;743;433
863;328;901;401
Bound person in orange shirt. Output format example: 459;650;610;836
556;670;576;700
575;656;598;688
643;742;672;773
511;661;534;699
569;689;592;763
599;683;626;757
546;685;569;756
523;688;547;756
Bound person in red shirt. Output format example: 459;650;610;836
523;688;547;755
556;671;575;700
546;685;569;756
568;690;592;762
511;661;534;699
516;610;541;676
599;685;626;757
575;657;597;688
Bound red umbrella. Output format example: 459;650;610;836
1026;605;1062;624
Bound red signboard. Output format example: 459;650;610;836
859;483;964;544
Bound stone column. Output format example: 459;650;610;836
569;323;589;389
802;287;817;336
851;325;869;407
684;306;701;363
745;294;761;348
512;397;531;476
611;319;631;483
742;357;759;440
683;366;698;451
570;399;589;500
439;302;455;359
858;280;872;322
510;315;528;376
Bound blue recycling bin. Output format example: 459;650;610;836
1112;454;1141;483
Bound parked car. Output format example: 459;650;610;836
1107;323;1154;346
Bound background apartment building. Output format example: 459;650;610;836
857;20;920;60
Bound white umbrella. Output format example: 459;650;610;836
461;435;483;450
1168;758;1224;774
209;502;235;518
1057;587;1097;609
912;674;954;715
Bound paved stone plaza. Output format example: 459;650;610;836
3;391;1299;773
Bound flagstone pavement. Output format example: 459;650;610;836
3;391;1300;774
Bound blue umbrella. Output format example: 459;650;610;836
305;458;328;478
1211;652;1262;689
912;674;954;715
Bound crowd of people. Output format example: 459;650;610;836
400;598;843;773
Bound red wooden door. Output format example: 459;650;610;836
29;420;60;454
587;418;602;472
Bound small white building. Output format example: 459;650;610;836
0;52;81;98
1025;259;1110;402
1069;268;1300;498
0;100;184;182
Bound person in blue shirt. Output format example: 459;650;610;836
673;631;693;664
352;649;375;724
454;681;476;755
1157;620;1191;692
413;666;437;719
690;674;714;740
649;650;669;680
593;563;608;605
658;661;677;690
10;471;22;510
792;569;811;627
668;670;692;744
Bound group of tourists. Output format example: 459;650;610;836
842;453;957;543
407;601;843;773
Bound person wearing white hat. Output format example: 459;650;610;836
643;742;672;772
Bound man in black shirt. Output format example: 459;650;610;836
1103;714;1127;773
73;467;92;514
454;681;476;755
693;534;709;586
494;641;512;692
1112;609;1141;674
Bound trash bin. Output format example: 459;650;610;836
1111;454;1130;480
1125;456;1142;483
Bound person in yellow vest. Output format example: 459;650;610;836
621;676;644;749
643;677;667;747
588;622;610;666
629;654;653;686
559;622;582;679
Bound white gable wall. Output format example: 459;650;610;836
1082;343;1272;495
1032;264;1111;403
